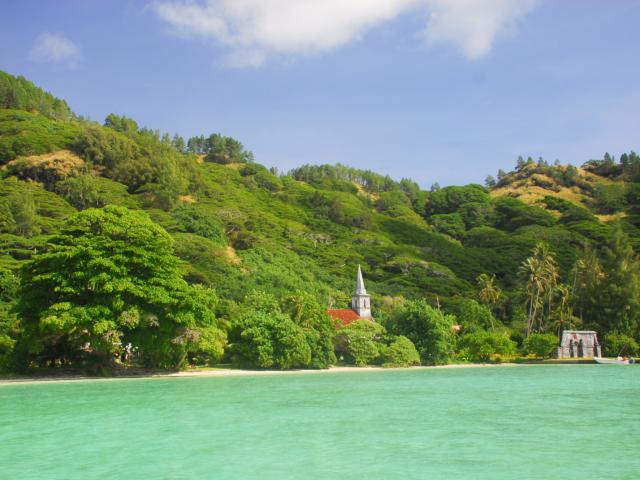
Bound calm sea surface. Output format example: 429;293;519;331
1;365;639;479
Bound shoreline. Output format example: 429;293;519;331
0;363;521;386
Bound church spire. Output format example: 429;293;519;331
355;264;367;295
351;264;372;319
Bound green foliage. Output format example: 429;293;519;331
73;117;193;209
104;114;140;135
0;200;16;234
0;177;76;235
203;134;253;164
232;309;311;368
289;163;401;196
387;300;456;365
375;190;414;217
603;333;639;356
172;204;226;245
380;335;421;367
522;333;558;358
282;291;337;368
459;202;494;229
73;123;138;173
592;183;627;214
0;110;79;162
459;330;516;362
430;213;466;239
307;191;373;228
425;184;489;216
14;206;224;371
54;174;139;210
230;291;311;369
6;189;41;237
492;197;555;231
335;320;386;366
240;164;283;192
598;224;640;336
0;267;19;371
4;72;640;372
0;71;73;120
456;298;497;333
229;290;336;369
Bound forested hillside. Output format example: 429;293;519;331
1;70;639;373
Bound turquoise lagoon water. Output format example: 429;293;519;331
1;365;639;479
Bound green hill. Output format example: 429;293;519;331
1;71;639;372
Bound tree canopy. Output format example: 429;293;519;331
14;206;225;371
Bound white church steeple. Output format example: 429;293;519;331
351;265;372;318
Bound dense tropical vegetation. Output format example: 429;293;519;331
1;70;639;374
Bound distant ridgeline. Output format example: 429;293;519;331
0;69;639;374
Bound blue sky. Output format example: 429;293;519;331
1;0;640;187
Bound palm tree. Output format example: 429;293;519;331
520;243;559;337
476;273;502;309
541;248;559;331
521;254;543;337
571;244;605;324
549;284;579;341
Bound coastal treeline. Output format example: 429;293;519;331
0;70;639;374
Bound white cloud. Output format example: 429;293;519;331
151;0;540;65
29;33;81;67
423;0;540;59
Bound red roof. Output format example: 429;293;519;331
327;309;362;328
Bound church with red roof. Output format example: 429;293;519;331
327;265;374;328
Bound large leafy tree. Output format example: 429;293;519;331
0;267;19;371
456;298;497;333
229;291;311;369
14;205;224;371
282;291;336;368
459;330;516;362
334;320;386;367
387;300;456;365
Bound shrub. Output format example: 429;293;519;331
335;320;386;366
54;174;138;210
231;309;311;369
229;290;336;369
172;204;226;245
282;291;337;369
522;333;558;358
386;300;457;365
592;183;627;214
604;333;639;356
456;299;497;333
5;150;84;186
380;335;421;367
430;213;466;239
425;184;490;216
459;330;516;362
0;110;79;163
375;191;413;217
72;123;138;172
492;196;555;231
459;202;494;229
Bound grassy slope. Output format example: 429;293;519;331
491;163;624;221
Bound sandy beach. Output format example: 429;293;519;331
0;363;521;386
